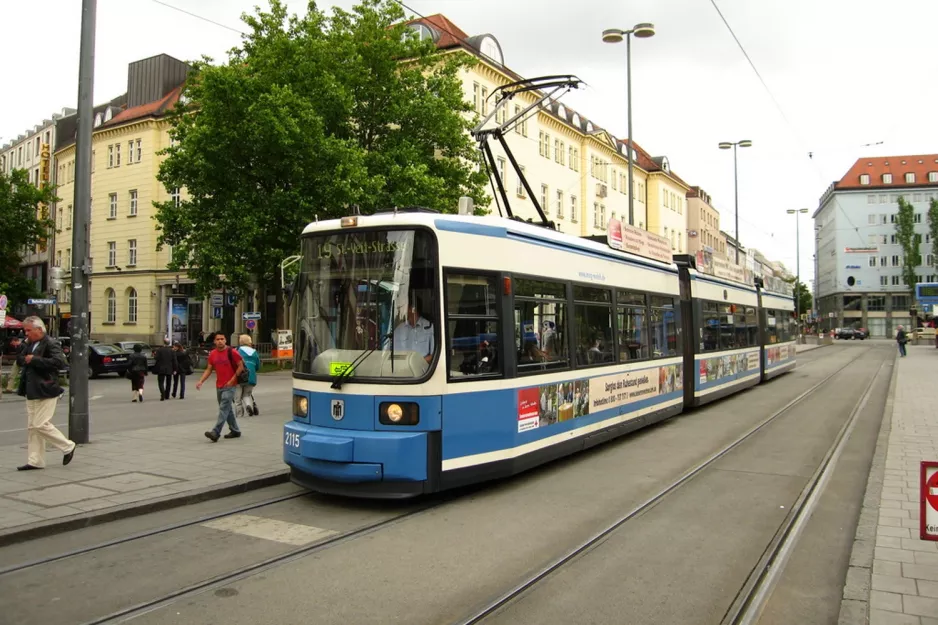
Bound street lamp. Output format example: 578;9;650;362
787;208;809;330
603;22;655;228
718;139;753;264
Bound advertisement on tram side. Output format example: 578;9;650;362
766;344;792;366
698;349;760;385
517;365;683;433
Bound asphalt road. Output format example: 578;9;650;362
0;371;294;445
0;342;894;625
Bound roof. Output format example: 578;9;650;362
414;14;470;50
835;154;938;190
101;84;183;128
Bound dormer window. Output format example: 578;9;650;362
557;104;566;118
859;174;870;185
572;113;580;127
478;36;504;65
406;23;434;42
586;121;594;133
882;173;893;184
905;172;915;183
104;108;113;122
929;172;938;183
93;113;103;127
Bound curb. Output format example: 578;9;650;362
0;469;290;548
837;352;898;625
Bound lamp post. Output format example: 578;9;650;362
718;139;752;265
787;208;809;331
602;23;655;228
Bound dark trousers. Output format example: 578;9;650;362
172;373;186;398
157;374;172;399
898;341;907;357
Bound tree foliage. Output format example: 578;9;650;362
0;169;57;307
155;0;489;294
792;279;812;316
928;197;938;273
894;196;921;292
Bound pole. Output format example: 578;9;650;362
795;212;801;320
68;0;96;445
733;143;739;266
626;32;635;227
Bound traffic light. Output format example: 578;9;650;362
50;266;64;292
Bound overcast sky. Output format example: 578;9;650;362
3;0;937;285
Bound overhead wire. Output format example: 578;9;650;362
149;0;247;35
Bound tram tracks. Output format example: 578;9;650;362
451;345;884;625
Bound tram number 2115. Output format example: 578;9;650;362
284;431;301;449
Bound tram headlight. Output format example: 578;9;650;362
293;394;309;418
379;402;419;426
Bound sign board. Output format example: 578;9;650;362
227;294;238;307
212;306;223;319
0;294;7;309
245;319;257;331
844;246;878;254
921;462;938;541
606;217;673;265
211;294;224;307
28;298;56;306
829;312;835;318
242;312;262;320
0;311;6;326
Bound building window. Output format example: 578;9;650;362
135;139;142;163
890;234;897;244
556;189;564;219
559;141;565;166
860;174;870;185
880;256;887;266
594;202;600;228
128;239;137;266
65;248;71;270
929;172;938;183
108;241;117;267
107;145;114;167
554;139;561;163
115;143;121;167
891;255;900;267
126;288;138;323
472;82;480;113
869;256;876;267
600;204;606;229
127;140;135;164
109;193;117;218
171;187;181;207
513;105;522;134
914;213;922;223
867;296;886;311
892;275;900;285
541;133;550;159
129;190;138;216
928;254;934;266
880;276;888;286
516;166;526;198
570;195;577;223
480;86;488;115
883;173;892;184
905;172;915;183
868;213;876;223
538;132;545;157
67;204;73;229
56;250;62;268
105;288;116;323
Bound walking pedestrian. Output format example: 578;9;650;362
196;333;245;442
128;344;149;402
15;316;76;471
172;342;192;399
154;338;175;400
896;325;908;357
235;334;261;418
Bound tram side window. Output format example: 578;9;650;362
777;310;792;342
445;273;501;379
573;285;614;366
746;307;759;346
617;291;648;361
766;310;778;344
515;278;569;372
718;303;734;350
734;310;748;347
650;296;678;358
702;301;720;351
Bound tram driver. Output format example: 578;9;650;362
393;297;434;363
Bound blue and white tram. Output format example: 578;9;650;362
283;209;794;497
759;288;798;381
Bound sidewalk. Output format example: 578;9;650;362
0;416;288;544
841;344;938;625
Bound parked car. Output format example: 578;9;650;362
89;344;131;378
854;328;868;340
835;327;856;339
115;341;156;372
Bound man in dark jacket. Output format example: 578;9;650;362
16;316;76;471
896;325;908;357
154;338;176;400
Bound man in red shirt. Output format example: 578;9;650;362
196;333;246;442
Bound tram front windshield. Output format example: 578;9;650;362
294;229;438;380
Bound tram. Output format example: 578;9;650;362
282;208;796;498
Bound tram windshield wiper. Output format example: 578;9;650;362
330;333;392;390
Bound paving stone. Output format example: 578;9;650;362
902;539;938;553
6;483;117;507
903;595;938;618
904;564;938;582
30;505;84;520
881;527;914;539
879;536;906;549
877;561;905;577
845;566;872;601
869;608;921;624
80;472;179;493
874;574;919;595
879;548;918;564
871;590;904;613
919;580;938;599
915;552;938;567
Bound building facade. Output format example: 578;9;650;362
686;186;726;258
814;154;938;337
645;156;689;254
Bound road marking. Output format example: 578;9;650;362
200;514;337;546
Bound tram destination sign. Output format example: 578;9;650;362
606;217;672;265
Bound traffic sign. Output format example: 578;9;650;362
242;312;261;320
211;294;224;307
212;306;223;319
922;461;938;541
0;311;6;326
0;294;7;309
226;293;238;306
28;298;56;306
245;319;257;331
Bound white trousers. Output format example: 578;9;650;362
26;397;75;468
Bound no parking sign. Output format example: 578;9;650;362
921;461;938;541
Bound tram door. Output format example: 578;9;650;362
676;264;695;409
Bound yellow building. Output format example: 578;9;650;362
644;156;690;255
685;186;727;258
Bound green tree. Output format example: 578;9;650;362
793;279;812;317
155;0;488;296
928;197;938;273
0;169;57;307
894;196;921;292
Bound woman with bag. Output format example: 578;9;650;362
172;342;193;399
128;344;149;402
235;334;261;418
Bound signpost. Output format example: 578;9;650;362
28;298;56;306
242;312;262;320
922;461;938;541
